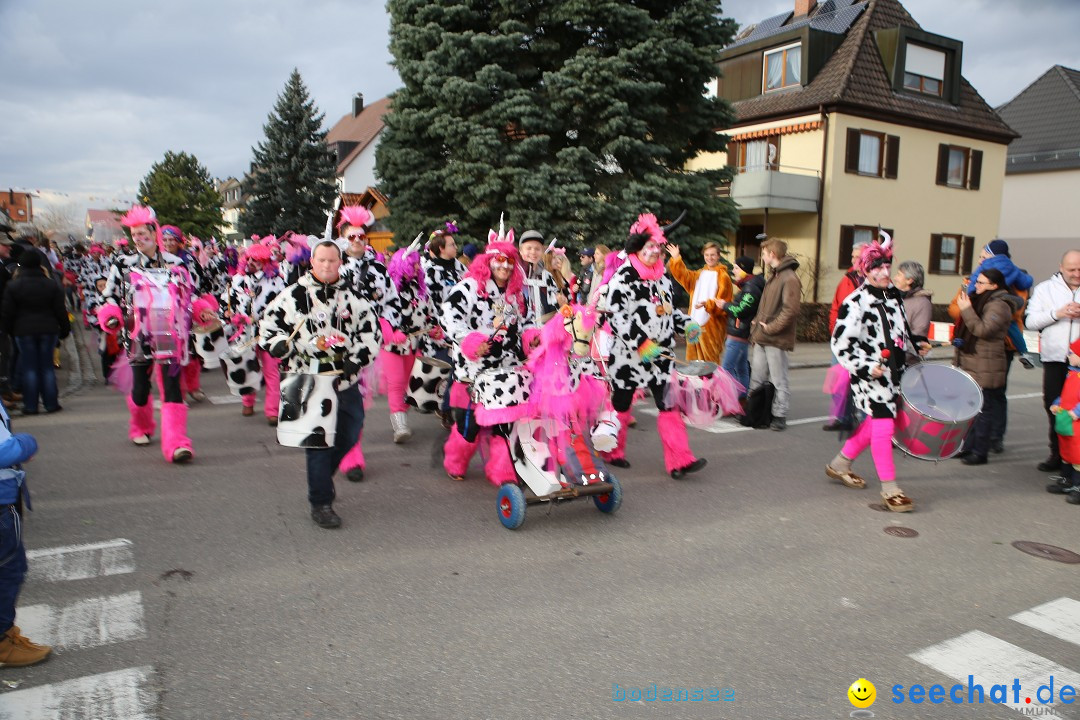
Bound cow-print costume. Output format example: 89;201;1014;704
523;263;560;321
220;269;288;397
830;284;913;418
102;249;194;363
419;255;466;356
602;262;686;396
341;250;400;327
442;276;534;388
258;271;381;391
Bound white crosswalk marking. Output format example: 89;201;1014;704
15;591;146;650
0;666;156;720
909;630;1080;719
1011;598;1080;648
25;538;135;582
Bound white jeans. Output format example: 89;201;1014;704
749;344;790;418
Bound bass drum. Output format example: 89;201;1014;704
277;373;338;448
894;363;982;460
406;356;451;413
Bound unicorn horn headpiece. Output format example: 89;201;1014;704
406;232;424;254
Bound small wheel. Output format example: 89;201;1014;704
496;483;526;529
593;477;622;514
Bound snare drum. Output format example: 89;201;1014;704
471;366;532;426
277;373;338;448
134;269;182;362
894;363;983;460
406;356;451;413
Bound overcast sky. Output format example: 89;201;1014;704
2;0;1078;218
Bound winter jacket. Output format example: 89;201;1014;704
829;268;863;334
1;269;71;339
723;273;765;340
965;256;1033;295
950;285;1029;352
902;287;933;364
955;288;1011;389
750;255;801;351
1025;273;1080;362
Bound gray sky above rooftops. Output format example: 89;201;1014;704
2;0;1078;218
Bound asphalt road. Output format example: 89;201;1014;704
2;346;1077;720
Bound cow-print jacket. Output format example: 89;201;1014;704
442;277;535;384
341;250;401;328
523;263;559;320
258;272;381;391
830;284;913;418
228;271;286;323
102;249;195;363
385;280;436;355
602;261;686;392
420;255;466;354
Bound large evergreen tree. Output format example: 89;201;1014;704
241;69;337;236
376;0;739;258
138;150;223;239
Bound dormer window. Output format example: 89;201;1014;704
904;43;945;97
763;43;801;92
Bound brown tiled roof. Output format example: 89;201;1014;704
326;96;392;174
730;0;1017;143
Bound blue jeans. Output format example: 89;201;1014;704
15;334;59;413
305;384;364;506
0;505;26;634
721;337;750;397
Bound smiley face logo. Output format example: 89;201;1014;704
848;678;876;708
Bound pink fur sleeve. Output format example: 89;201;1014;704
97;304;123;334
461;332;488;361
521;328;542;354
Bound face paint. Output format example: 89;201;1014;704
640;242;662;265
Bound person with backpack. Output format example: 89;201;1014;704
747;238;801;431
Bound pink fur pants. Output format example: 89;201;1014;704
380;350;416;414
841;417;896;482
241;348;281;419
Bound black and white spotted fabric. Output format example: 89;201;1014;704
442;277;534;384
419;255;466;355
258;272;381;390
101;249;194;363
602;263;683;392
341;250;401;327
385;281;435;355
830;284;913;418
523;264;560;320
228;271;286;321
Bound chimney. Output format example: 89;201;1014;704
352;93;364;117
794;0;817;17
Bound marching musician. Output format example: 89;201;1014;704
421;223;467;428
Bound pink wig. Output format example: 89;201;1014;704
858;231;894;275
240;243;274;270
88;243;106;256
601;250;628;286
628;213;665;248
387;247;428;299
336;205;373;230
188;236;210;267
260;234;280;255
160;225;186;245
467;241;525;311
121;205;156;229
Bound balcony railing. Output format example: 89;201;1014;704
717;164;821;212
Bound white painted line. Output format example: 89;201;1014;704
26;538;134;582
1011;598;1080;648
207;394;241;405
1007;392;1042;400
0;666;155;720
909;630;1080;718
17;591;146;650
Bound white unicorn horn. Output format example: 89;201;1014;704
408;232;423;253
546;237;558;254
498;212;505;241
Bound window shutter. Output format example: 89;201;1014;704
969;150;983;190
884;136;900;179
936;144;949;186
839;225;854;269
845;129;861;174
961;236;975;275
929;234;942;274
727;141;738;170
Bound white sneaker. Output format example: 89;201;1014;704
132;434;150;446
391;412;412;444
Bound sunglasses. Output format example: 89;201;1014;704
492;254;515;265
346;234;366;241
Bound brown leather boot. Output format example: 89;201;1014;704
0;626;52;667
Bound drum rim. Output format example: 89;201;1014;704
898;364;983;423
675;360;719;377
417;355;452;370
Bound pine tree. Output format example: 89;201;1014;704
376;0;739;260
241;69;338;236
138;151;223;239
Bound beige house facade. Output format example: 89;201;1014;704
695;0;1017;303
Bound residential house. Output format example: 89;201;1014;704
331;188;394;255
689;0;1017;302
85;208;125;245
327;94;392;195
217;177;246;241
996;65;1080;278
0;190;33;226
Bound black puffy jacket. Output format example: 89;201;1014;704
725;273;765;340
1;270;71;338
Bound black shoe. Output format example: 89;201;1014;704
822;421;851;432
671;458;707;479
1067;490;1080;505
346;467;364;483
1018;354;1036;369
310;504;341;528
1046;476;1079;494
608;458;631;468
770;417;787;431
962;454;987;466
21;409;38;415
1037;456;1062;472
989;440;1004;454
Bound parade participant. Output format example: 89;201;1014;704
1046;338;1080;503
748;238;801;431
823;240;868;431
666;241;733;364
278;232;311;288
826;236;928;512
98;206;196;463
442;230;537;484
576;247;595;305
258;238;382;529
517;230;560;322
161;225;206;403
954;268;1013;466
382;239;436;443
0;403;50;667
718;256;763;397
226;240;286;423
422;223;467;427
602;213;707;479
335;206;400;481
